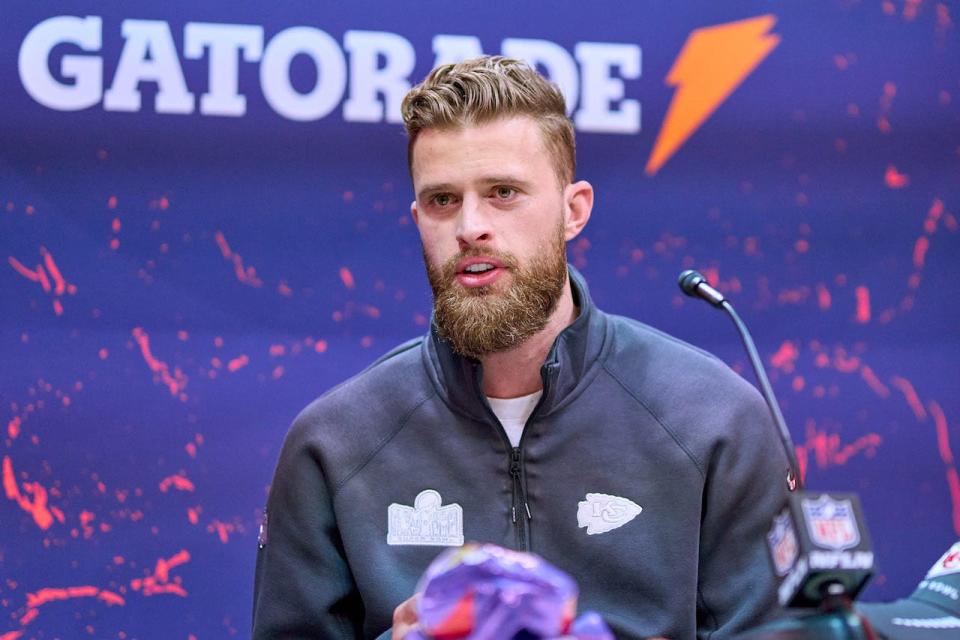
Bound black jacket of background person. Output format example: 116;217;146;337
252;266;790;639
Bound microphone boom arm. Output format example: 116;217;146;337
719;299;802;491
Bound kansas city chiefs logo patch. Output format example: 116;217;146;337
577;493;642;535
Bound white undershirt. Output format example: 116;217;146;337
486;390;543;448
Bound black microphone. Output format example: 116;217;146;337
678;270;875;614
678;269;725;307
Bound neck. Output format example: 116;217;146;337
480;277;578;398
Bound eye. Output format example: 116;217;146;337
431;193;454;207
494;186;516;199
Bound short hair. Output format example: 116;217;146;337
401;55;575;186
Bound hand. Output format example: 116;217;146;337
391;594;420;640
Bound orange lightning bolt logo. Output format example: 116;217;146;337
646;15;780;175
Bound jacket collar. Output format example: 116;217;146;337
423;265;608;422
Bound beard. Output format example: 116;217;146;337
425;221;568;360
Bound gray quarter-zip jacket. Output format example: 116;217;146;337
253;267;789;639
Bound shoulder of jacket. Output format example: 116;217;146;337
283;337;434;461
599;313;768;440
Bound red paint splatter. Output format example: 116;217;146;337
701;267;719;287
29;585;94;607
208;519;235;543
42;252;66;295
159;473;195;493
131;327;188;398
884;165;909;189
8;248;77;314
277;281;293;297
7;416;21;439
778;287;809;305
854;287;871;323
930;401;955;465
130;550;190;597
339;267;355;289
18;586;124;626
770;341;799;374
903;0;920;20
913;236;930;268
79;510;95;539
859;366;889;398
1;631;24;640
816;283;832;310
833;348;861;373
227;355;249;372
214;231;263;287
925;199;944;233
269;344;286;357
796;420;882;481
571;237;591;269
891;376;927;420
18;610;38;626
2;456;64;530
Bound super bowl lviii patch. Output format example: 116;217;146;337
387;489;464;546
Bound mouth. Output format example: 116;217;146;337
455;257;507;288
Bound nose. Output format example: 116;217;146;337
455;194;493;250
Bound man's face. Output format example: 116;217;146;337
410;116;571;359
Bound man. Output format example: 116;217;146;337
253;56;790;639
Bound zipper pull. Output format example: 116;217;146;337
511;448;532;521
510;448;522;476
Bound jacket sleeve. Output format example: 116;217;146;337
695;387;790;639
252;416;367;639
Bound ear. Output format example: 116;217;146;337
410;199;420;227
562;180;593;241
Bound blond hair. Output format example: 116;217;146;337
401;56;575;185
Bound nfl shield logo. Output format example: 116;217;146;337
766;510;799;576
802;494;860;550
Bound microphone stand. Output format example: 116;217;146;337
677;271;877;639
719;298;802;492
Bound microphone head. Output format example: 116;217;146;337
677;270;706;297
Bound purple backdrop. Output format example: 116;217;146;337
2;1;958;637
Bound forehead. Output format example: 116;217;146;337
410;116;554;187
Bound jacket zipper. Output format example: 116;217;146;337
509;447;532;551
471;361;550;553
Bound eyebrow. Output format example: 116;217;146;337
416;176;533;200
